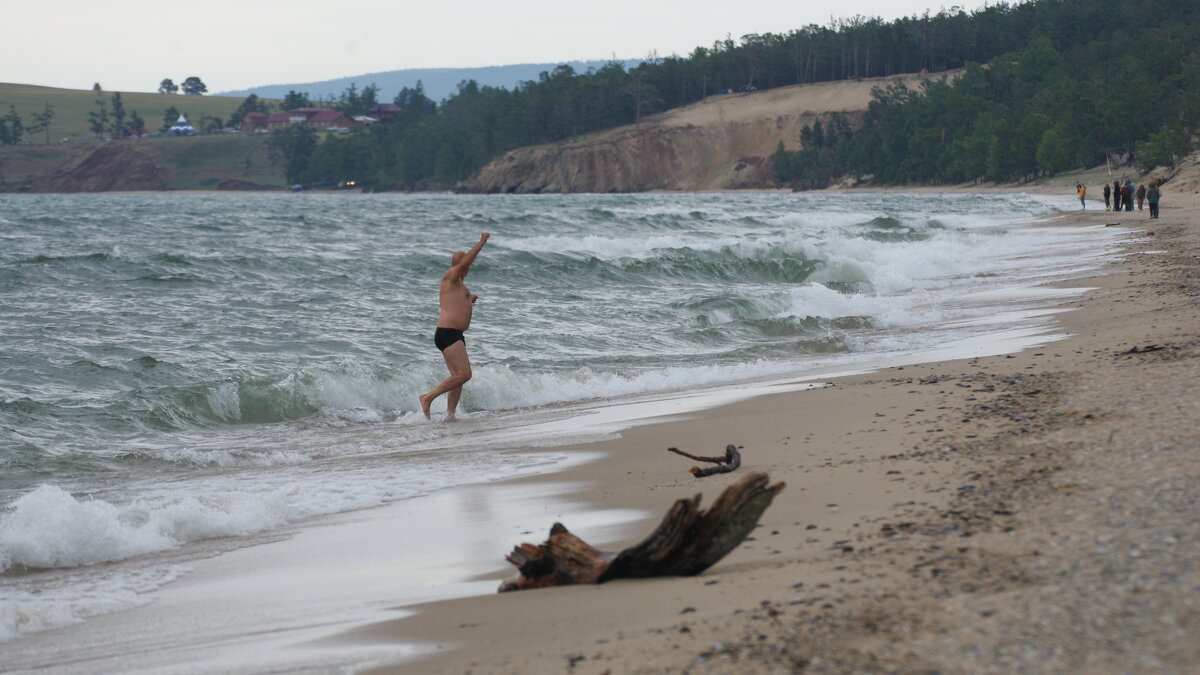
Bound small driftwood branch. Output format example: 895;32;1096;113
499;472;784;592
668;443;742;477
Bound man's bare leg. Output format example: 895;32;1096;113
445;385;464;421
419;341;472;420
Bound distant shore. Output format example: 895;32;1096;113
1;161;1168;198
351;176;1200;672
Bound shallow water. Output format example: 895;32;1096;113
0;191;1123;641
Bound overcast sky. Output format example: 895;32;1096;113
4;1;995;94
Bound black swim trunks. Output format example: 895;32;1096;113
434;327;466;352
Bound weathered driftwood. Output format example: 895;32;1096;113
499;472;785;592
668;443;742;477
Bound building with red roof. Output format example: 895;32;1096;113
241;111;270;133
367;103;402;123
263;108;356;132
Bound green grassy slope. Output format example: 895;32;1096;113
0;83;290;191
0;82;251;141
143;135;285;189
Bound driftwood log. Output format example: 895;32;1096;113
668;443;742;477
499;472;785;592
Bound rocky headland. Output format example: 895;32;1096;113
459;72;943;194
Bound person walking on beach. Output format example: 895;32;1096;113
1103;182;1112;211
1076;183;1087;210
1121;181;1133;212
1147;182;1161;219
1113;180;1123;211
1136;184;1147;210
420;232;490;421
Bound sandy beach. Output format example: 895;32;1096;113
349;174;1200;673
3;177;1195;675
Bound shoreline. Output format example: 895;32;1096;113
0;162;1160;199
2;185;1195;673
353;188;1200;672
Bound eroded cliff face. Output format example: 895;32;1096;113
465;121;786;194
26;144;168;192
0;144;168;193
460;72;940;194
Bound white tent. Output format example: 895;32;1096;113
167;114;196;136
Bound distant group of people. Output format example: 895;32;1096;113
1076;179;1162;218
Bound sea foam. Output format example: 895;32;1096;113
0;564;186;642
0;477;414;573
0;442;560;573
0;486;176;570
0;485;291;571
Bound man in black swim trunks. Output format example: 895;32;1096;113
419;232;489;420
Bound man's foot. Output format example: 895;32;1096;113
419;393;432;419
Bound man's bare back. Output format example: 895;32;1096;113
419;232;489;420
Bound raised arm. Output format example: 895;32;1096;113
452;232;490;278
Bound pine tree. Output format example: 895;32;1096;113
88;91;110;138
228;94;271;128
2;106;23;145
282;90;312;110
109;92;127;138
772;141;792;183
161;106;180;133
30;102;54;144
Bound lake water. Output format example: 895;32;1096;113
0;191;1122;645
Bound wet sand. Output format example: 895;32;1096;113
356;180;1200;673
4;179;1193;674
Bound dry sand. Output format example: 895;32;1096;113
353;175;1200;674
653;72;953;135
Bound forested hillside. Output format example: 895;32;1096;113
777;4;1200;187
275;0;1198;191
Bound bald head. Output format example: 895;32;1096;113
451;251;466;266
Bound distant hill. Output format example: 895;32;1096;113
215;60;642;104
